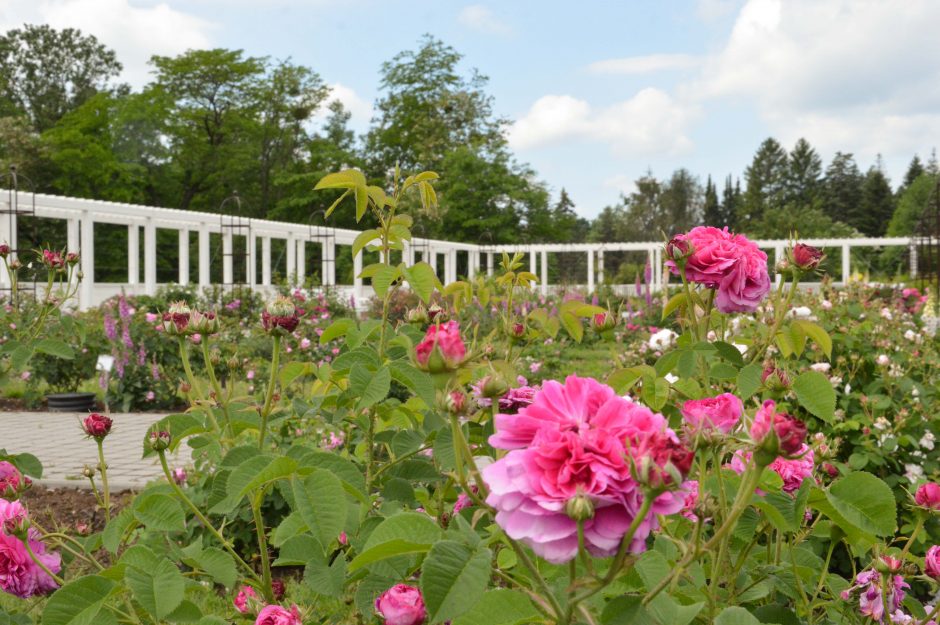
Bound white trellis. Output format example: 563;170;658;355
0;192;917;310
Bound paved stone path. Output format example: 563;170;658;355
0;412;185;490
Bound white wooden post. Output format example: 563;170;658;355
198;227;210;288
178;229;189;285
262;237;272;286
841;244;851;285
540;250;548;295
428;248;438;274
587;250;595;292
0;200;14;289
80;212;94;310
468;250;477;280
529;247;537;278
248;235;257;287
598;250;605;285
910;244;919;279
222;230;233;285
144;219;157;296
286;235;296;286
127;224;139;284
487;253;494;276
448;249;458;282
66;218;79;259
296;238;305;285
353;249;363;296
774;245;785;285
404;240;415;267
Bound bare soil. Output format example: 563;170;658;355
20;485;134;533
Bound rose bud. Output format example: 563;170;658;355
774;414;808;456
665;235;692;261
82;413;113;439
414;321;466;373
822;462;839;478
375;584;426;625
271;578;286;601
444;390;468;416
42;249;65;269
172;467;187;485
565;492;595;521
791;243;825;271
926;545;940;579
761;364;790;391
478;374;510;399
261;296;300;335
149;430;171;452
8;259;21;270
65;251;79;265
750;400;808;459
405;305;429;325
163;301;192;335
591;311;617;333
190;310;220;335
0;244;9;257
506;320;526;343
81;464;96;479
916;482;940;510
233;586;259;614
427;304;445;322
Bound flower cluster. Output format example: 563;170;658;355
840;566;908;623
666;226;771;313
483;375;691;563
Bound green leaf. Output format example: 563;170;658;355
355;186;368;221
319;319;355;345
349;539;432;572
420;541;492;624
353;229;381;257
792;320;832;358
601;595;656;625
279;362;310;387
11;452;42;478
126;559;186;619
402;262;439;304
305;557;346;598
451;589;540;625
350;364;391;410
189;546;237;589
737;364;763;400
372;264;401;298
363;513;443;577
102;508;136;554
559;311;583;343
236;456;297;499
714;607;761;625
641;377;670;411
793;371;836;422
826;472;896;536
713;341;745;366
292;469;346;550
389;361;436;408
133;493;185;532
662;292;687;319
34;338;74;359
314;169;366;190
42;575;116;625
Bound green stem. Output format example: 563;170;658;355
251;491;274;603
177;337;201;401
900;515;925;560
96;439;111;519
201;340;232;439
258;335;281;450
365;409;377;492
24;539;64;586
157;451;262;586
808;540;836;622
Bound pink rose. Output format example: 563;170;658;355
0;498;61;598
234;586;259;614
255;604;302;625
680;393;743;434
926;545;940;579
731;446;814;494
83;413;113;439
483;375;687;563
666;226;770;313
916;483;940;510
681;480;699;521
375;584;426;625
750;400;808;456
0;462;22;496
414;321;466;372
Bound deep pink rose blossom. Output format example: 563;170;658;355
666;227;770;313
731;445;814;494
375;584;426;625
926;545;940;579
255;604;302;625
483;375;688;563
414;321;466;372
0;498;60;598
681;393;743;434
750;400;808;456
916;483;940;510
234;586;259;614
0;462;22;497
82;413;113;439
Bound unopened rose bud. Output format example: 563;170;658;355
209;349;221;366
82;413;113;439
761;364;790;391
0;244;9;257
791;243;824;271
226;356;240;371
406;305;429;325
427;304;445;322
591;311;616;333
565;493;594;521
82;464;96;478
479;374;509;399
9;259;21;270
163;301;192;335
179;381;192;394
65;252;79;265
665;235;692;261
271;579;286;601
444;390;468;415
262;296;299;335
149;430;171;452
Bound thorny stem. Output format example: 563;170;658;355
96;438;111;519
251;490;274;603
23;539;64;586
201;339;233;439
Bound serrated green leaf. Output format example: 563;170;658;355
292;469;345;550
133;493;185;532
826;472;896;536
451;589;540;625
42;575;116;625
126;559;185;619
402;262;439;304
35;338;74;359
793;370;836;422
421;541;492;624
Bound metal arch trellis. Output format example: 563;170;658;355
913;178;940;316
306;209;336;288
0;165;37;299
218;192;252;291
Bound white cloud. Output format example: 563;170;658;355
508;89;697;157
0;0;215;87
694;0;940;162
316;82;373;130
457;4;511;36
588;54;699;75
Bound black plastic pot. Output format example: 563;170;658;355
46;392;97;412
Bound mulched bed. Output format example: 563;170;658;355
21;485;134;534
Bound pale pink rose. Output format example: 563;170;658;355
247;370;255;380
299;338;312;350
681;480;699;521
375;584;425;625
146;391;155;401
666;226;770;313
19;371;29;381
172;468;187;485
255;604;302;625
680;393;743;434
414;321;466;372
483;375;689;564
190;333;202;344
731;445;814;493
234;586;259;614
145;312;158;323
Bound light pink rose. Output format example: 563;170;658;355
680;393;743;434
255;604;302;625
681;480;699;522
666;226;770;313
234;586;259;614
375;584;426;625
731;445;814;493
414;321;466;372
483;375;689;564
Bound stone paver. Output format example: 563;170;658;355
0;412;185;490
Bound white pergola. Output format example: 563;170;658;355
0;192;919;310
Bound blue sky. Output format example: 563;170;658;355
3;0;939;218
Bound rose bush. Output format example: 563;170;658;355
0;169;938;625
